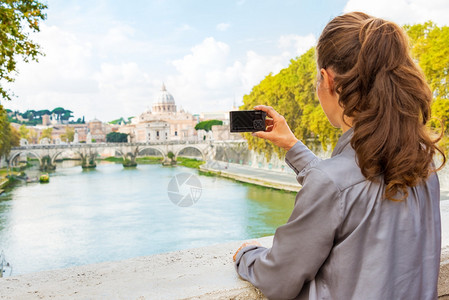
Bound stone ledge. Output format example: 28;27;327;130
1;202;448;299
0;236;273;300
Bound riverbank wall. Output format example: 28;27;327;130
199;161;301;192
0;202;448;299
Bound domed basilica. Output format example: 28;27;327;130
118;84;199;142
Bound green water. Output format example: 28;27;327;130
0;161;295;275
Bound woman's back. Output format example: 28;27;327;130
234;11;444;299
305;129;441;299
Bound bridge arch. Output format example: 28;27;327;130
137;147;166;161
8;151;42;167
174;146;206;161
113;149;127;161
51;150;80;165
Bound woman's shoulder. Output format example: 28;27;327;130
310;150;367;192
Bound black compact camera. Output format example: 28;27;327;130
229;110;266;132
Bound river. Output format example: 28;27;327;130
0;161;295;276
2;159;449;277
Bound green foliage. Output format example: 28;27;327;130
404;23;449;136
108;117;132;125
0;0;47;100
106;132;128;143
136;156;163;164
40;127;52;141
176;157;205;169
167;151;175;159
240;48;340;159
8;107;80;124
103;156;124;162
241;23;449;158
10;124;20;146
18;124;29;140
405;22;449;100
0;106;20;157
60;126;75;143
194;119;223;132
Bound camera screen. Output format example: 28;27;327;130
229;110;266;132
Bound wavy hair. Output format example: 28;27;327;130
316;12;445;201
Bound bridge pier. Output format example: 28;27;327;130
80;151;97;169
120;147;139;168
123;153;137;168
40;155;56;171
162;151;176;166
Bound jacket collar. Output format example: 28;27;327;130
331;128;354;157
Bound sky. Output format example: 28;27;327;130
3;0;449;122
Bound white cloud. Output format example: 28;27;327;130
4;14;317;121
7;24;97;115
93;62;157;118
216;23;231;31
344;0;449;25
6;23;159;122
278;34;316;57
166;35;315;113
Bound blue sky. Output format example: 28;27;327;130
5;0;449;121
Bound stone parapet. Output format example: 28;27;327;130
1;202;448;299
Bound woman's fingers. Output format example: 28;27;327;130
254;105;282;122
233;241;263;262
265;118;274;127
251;105;299;151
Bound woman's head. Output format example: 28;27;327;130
316;12;444;200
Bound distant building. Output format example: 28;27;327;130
42;114;51;126
87;118;111;143
200;104;243;141
119;84;198;142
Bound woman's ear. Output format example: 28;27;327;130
320;68;335;94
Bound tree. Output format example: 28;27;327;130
0;0;47;100
106;132;128;143
195;120;223;132
29;128;37;144
240;47;340;159
61;110;73;122
10;125;20;147
60;126;74;143
0;106;20;158
18;124;29;140
40;127;52;141
38;109;50;117
404;23;449;134
51;107;65;121
240;23;449;158
0;107;12;157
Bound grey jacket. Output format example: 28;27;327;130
235;128;441;300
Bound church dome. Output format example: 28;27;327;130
154;83;175;104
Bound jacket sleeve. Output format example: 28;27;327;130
235;146;341;299
284;141;321;186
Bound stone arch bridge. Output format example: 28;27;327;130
8;140;244;170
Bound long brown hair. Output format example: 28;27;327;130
316;12;445;201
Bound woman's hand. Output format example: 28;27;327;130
252;105;299;151
233;241;262;262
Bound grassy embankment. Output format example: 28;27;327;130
0;167;26;192
102;156;205;169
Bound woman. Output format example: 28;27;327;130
233;12;444;300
